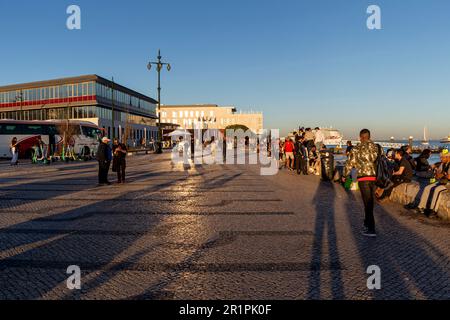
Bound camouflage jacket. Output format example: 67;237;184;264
344;140;380;178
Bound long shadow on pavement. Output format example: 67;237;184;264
307;180;345;299
344;190;450;299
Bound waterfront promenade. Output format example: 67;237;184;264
0;153;449;299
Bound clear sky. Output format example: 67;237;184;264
0;0;449;139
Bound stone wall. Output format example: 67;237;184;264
389;182;420;206
389;182;450;221
437;191;450;221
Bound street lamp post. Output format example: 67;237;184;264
106;77;116;141
15;90;23;120
111;77;115;141
147;49;171;154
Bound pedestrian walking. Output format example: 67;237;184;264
10;137;19;166
344;129;380;237
97;137;112;186
112;138;128;184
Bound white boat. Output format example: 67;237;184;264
440;135;450;144
321;128;343;146
421;126;430;146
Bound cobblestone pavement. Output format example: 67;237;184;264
0;153;449;300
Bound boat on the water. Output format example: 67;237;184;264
440;135;450;144
421;126;430;146
322;128;343;146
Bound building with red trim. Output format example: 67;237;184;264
0;75;158;143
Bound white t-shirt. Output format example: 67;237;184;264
315;130;325;143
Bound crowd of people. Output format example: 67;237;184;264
278;127;325;175
343;129;450;237
278;128;449;238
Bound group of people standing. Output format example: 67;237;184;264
96;137;128;186
279;127;325;175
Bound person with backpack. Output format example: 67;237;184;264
343;129;380;237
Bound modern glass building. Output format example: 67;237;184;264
0;75;158;144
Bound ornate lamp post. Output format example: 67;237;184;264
147;49;171;153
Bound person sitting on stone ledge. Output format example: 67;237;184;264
414;149;434;179
405;150;450;217
376;149;414;201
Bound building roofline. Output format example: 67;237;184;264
0;75;158;104
161;104;237;112
161;104;220;108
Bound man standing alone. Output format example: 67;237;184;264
97;137;112;186
344;129;380;237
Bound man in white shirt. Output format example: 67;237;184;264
314;127;325;151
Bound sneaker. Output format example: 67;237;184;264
415;208;425;214
424;209;434;217
361;228;377;238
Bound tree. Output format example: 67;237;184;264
122;111;133;148
56;120;79;160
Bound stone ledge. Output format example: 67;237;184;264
437;191;450;221
389;182;420;206
389;181;450;221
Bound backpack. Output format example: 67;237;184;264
375;144;394;189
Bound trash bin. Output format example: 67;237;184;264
320;150;335;181
156;141;163;154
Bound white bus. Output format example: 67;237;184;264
0;119;102;160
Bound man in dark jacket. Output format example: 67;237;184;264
97;137;112;185
112;138;128;184
295;135;308;175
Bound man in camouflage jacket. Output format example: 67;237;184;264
344;129;380;237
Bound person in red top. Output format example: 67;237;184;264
284;138;295;170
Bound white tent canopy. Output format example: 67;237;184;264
164;130;192;137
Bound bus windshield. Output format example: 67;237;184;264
82;126;102;139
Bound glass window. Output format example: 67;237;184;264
88;82;93;96
82;126;101;138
